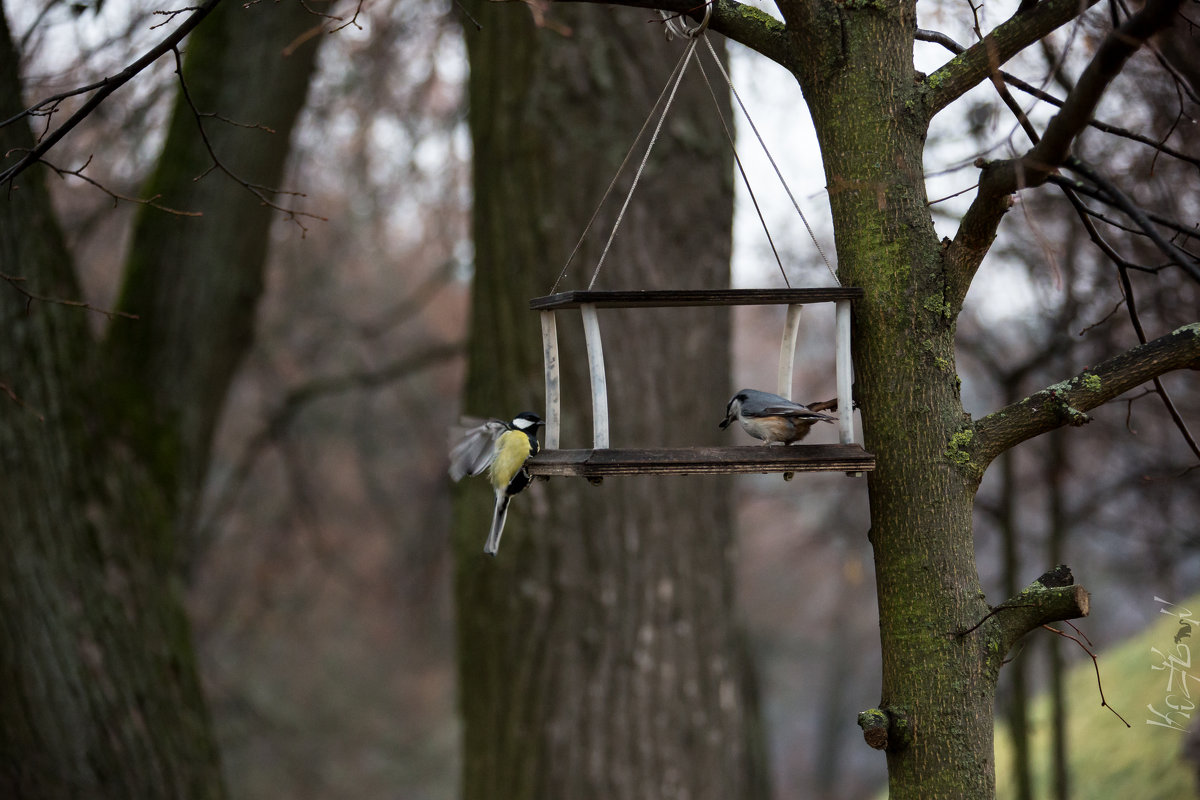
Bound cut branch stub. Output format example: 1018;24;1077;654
857;706;911;753
991;567;1091;657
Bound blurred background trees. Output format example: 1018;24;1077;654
2;0;1197;798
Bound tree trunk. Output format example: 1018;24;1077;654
0;2;320;796
793;5;999;797
456;4;767;799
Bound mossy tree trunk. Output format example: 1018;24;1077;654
0;2;321;796
456;4;768;799
508;1;1198;798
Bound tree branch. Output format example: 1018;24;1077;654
988;567;1090;658
982;0;1183;197
917;27;1200;172
194;340;464;551
546;1;793;68
943;0;1185;311
966;323;1200;472
923;0;1100;117
0;0;223;188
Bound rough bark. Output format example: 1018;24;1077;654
456;3;765;799
793;6;1006;795
0;2;320;796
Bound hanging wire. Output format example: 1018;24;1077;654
555;2;837;292
694;50;791;287
584;36;700;290
699;36;838;285
660;3;712;40
548;39;696;294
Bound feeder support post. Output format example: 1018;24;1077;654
580;303;611;449
835;299;854;445
777;304;803;400
539;311;561;450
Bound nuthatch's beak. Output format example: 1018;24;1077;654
719;414;733;430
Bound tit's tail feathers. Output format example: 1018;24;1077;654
484;494;510;555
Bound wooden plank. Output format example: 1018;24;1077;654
539;311;561;450
835;299;855;445
530;288;863;310
580;303;610;449
526;444;875;477
777;304;802;399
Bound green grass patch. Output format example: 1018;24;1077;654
995;594;1200;800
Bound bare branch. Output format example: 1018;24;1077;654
1112;260;1200;462
1063;157;1200;281
168;47;327;233
543;1;793;68
0;380;45;422
1046;175;1200;246
923;0;1101;118
1;269;139;320
0;0;223;188
968;566;1090;656
966;323;1200;472
1042;621;1131;727
195;341;464;548
43;156;203;217
984;0;1184;196
944;0;1186;311
1044;175;1200;462
916;27;1200;170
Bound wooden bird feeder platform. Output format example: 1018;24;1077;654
526;288;875;479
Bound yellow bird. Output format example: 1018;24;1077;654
449;412;544;555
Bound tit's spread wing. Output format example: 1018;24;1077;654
449;419;509;481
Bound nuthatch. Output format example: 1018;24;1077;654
720;389;835;444
449;412;544;555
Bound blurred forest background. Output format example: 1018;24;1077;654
8;0;1198;798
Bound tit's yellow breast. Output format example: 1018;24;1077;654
491;429;534;490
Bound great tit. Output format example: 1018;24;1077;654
720;388;835;445
449;412;544;555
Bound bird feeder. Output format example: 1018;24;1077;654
526;287;875;479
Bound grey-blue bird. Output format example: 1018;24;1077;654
719;389;835;444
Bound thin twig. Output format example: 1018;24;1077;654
1077;296;1126;335
1;270;139;320
0;381;45;422
43;156;202;217
1042;623;1131;727
169;47;327;234
1065;157;1200;283
915;27;1200;171
454;0;484;30
0;0;224;187
955;603;1037;638
196;341;463;541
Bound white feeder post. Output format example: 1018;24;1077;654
539;311;561;450
580;303;611;449
835;299;855;445
776;304;803;400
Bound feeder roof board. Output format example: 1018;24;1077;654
530;287;864;310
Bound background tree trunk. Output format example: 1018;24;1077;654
456;4;767;798
0;2;320;795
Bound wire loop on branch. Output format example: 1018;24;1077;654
660;3;713;40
